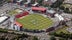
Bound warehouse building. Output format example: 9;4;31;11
0;16;10;29
0;16;9;24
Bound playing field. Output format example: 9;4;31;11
16;14;53;30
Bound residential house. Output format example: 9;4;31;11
42;0;57;6
46;9;56;17
60;0;72;13
63;0;72;4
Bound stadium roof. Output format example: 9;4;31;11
15;21;22;28
32;7;46;11
55;14;64;21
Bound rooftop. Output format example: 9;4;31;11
0;16;8;24
47;10;56;14
64;0;72;4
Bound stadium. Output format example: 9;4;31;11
9;8;53;32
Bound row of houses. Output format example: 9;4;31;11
9;0;57;7
60;0;72;13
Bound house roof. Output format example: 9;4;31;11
17;0;23;2
61;3;72;8
64;0;72;4
32;2;38;6
32;7;46;11
44;0;57;3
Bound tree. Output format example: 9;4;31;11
32;36;39;40
0;36;5;40
5;0;11;3
69;34;72;39
59;6;65;10
31;0;35;4
59;38;66;40
37;0;43;5
51;0;64;8
50;36;56;40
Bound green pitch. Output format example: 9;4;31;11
17;14;53;30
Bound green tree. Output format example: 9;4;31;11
32;36;39;40
59;38;66;40
5;0;11;3
50;36;56;40
51;0;64;8
37;0;43;5
31;0;35;4
69;34;72;39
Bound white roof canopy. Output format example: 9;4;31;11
0;16;8;23
55;14;64;21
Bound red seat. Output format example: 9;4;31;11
15;11;29;18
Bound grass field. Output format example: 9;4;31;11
16;14;53;30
